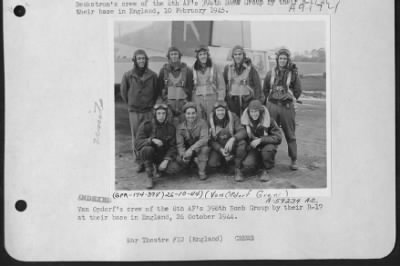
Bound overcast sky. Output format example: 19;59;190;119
114;20;326;53
251;21;326;53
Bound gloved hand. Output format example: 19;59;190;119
224;154;233;162
224;137;235;153
220;148;229;157
158;160;169;171
151;138;163;147
250;138;262;149
183;149;193;161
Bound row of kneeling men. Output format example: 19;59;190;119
135;100;286;189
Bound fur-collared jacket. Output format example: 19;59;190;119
240;106;282;145
208;111;247;151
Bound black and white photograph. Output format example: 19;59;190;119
114;19;329;190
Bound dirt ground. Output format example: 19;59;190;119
115;98;327;190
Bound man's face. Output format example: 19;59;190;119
185;108;197;124
215;107;226;120
233;50;244;65
169;51;180;63
249;109;260;121
136;54;146;68
155;109;167;123
198;51;208;64
278;54;288;68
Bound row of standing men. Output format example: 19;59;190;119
120;45;302;188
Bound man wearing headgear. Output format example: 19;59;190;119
241;100;282;182
223;45;262;117
120;49;159;173
176;102;210;180
208;101;248;182
262;48;302;170
158;46;194;126
192;45;225;121
135;103;181;189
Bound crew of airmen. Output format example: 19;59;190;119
121;45;302;189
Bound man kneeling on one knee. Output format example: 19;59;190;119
135;103;181;189
176;102;210;180
208;101;248;182
241;100;282;182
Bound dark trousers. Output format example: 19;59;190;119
129;111;153;161
139;146;181;174
208;140;247;169
226;95;253;117
167;99;186;127
242;144;277;170
267;101;297;160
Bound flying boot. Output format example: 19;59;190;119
259;169;271;182
290;159;299;170
196;159;208;180
234;168;245;182
144;161;154;189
